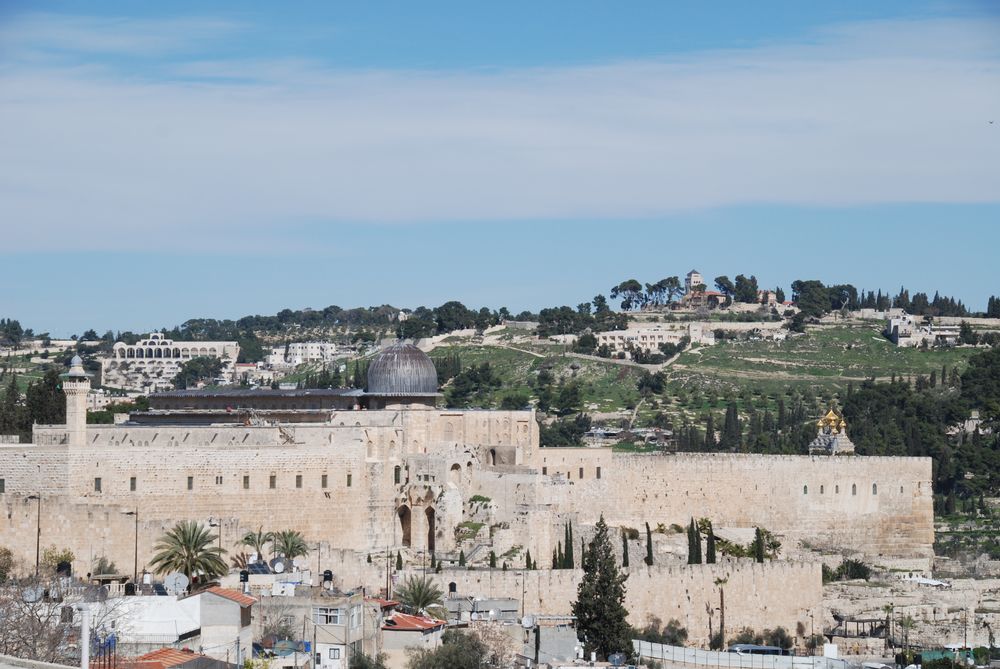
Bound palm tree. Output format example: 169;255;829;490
899;615;916;657
272;530;309;560
149;520;227;587
395;574;445;618
240;526;273;562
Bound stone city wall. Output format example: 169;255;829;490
431;561;823;646
522;451;934;558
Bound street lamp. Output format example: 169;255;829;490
209;519;223;552
122;508;139;583
25;494;41;576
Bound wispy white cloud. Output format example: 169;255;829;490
0;14;998;252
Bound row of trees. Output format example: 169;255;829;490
0;369;65;439
536;297;628;336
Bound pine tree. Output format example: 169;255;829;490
621;531;629;568
458;550;466;567
395;550;403;571
489;551;497;568
644;522;653;566
706;524;717;564
571;515;632;661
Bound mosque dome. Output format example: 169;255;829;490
366;343;439;396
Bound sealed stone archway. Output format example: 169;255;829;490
425;507;436;552
397;506;411;547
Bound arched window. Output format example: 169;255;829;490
851;483;857;496
394;466;401;485
489;449;497;466
820;485;824;494
835;485;840;494
803;485;808;495
872;483;877;495
899;486;903;494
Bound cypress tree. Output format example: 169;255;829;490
525;549;532;570
459;549;466;567
552;548;558;568
502;562;508;571
706;524;717;564
753;528;765;563
395;550;403;571
366;554;372;564
687;519;696;565
694;521;702;564
557;542;564;569
571;515;632;661
566;522;575;569
621;532;629;568
581;537;586;566
704;414;715;450
430;552;436;569
644;522;654;566
489;550;497;568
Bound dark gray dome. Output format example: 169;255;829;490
366;343;439;395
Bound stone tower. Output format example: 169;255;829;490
61;355;90;447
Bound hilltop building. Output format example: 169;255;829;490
102;333;240;393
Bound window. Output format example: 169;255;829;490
187;476;193;491
579;467;584;479
596;467;601;479
0;478;4;493
296;474;302;489
394;466;401;484
900;486;904;494
872;483;878;495
329;649;341;660
269;474;276;489
803;485;808;495
820;485;824;494
542;467;547;475
215;475;223;485
835;485;840;494
130;476;136;492
350;605;361;628
347;474;352;487
313;607;343;624
243;475;250;489
852;484;857;496
321;474;328;489
94;477;102;492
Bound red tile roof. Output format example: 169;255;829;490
201;586;257;607
382;612;446;632
367;597;400;609
131;648;200;669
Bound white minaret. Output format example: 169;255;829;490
61;355;91;448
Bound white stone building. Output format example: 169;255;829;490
101;333;240;393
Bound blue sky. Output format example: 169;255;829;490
1;1;998;335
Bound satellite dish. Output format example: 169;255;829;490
22;585;44;603
163;572;189;593
270;559;286;574
522;615;535;629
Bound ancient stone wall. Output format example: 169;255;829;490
431;561;823;645
519;451;934;559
